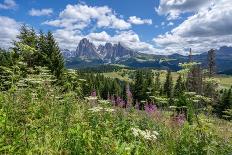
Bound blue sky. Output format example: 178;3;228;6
0;0;232;55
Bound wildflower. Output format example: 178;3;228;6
118;99;125;108
131;127;158;141
176;114;185;126
131;128;139;136
104;108;115;112
135;101;140;110
91;90;97;97
98;100;110;105
88;106;115;113
126;84;133;107
110;96;116;106
88;106;103;112
144;103;157;115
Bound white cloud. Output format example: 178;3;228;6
153;0;232;54
53;29;83;50
156;0;212;20
87;31;110;42
53;28;164;54
128;16;152;25
44;4;131;30
0;16;20;49
167;22;174;26
0;0;16;10
29;8;53;16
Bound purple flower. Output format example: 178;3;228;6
118;100;125;108
144;103;157;115
176;114;185;126
110;96;116;106
135;101;140;110
126;84;133;108
91;90;96;97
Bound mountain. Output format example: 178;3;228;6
61;49;75;58
74;38;136;61
75;38;100;59
99;42;136;62
64;38;232;73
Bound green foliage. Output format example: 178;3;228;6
163;70;173;98
0;77;231;154
11;25;64;81
216;87;232;118
174;74;185;97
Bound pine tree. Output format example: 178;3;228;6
144;70;155;100
37;31;48;66
13;25;38;67
186;64;203;94
15;25;37;48
217;88;232;117
163;70;173;98
154;72;161;95
46;31;64;80
174;74;185;97
133;70;144;101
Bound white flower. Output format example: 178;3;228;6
131;127;159;141
88;106;115;113
88;106;103;112
152;131;159;136
104;108;115;112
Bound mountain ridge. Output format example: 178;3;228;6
62;38;232;73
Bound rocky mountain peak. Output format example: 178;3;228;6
75;38;99;59
74;38;137;61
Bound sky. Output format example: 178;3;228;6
0;0;232;55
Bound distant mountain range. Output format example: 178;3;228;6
62;38;232;74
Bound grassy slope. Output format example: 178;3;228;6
103;69;232;88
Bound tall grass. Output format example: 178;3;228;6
0;74;231;154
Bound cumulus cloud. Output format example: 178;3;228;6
153;0;232;54
0;16;20;49
53;29;83;50
29;8;53;16
128;16;152;25
53;28;163;54
0;0;17;10
44;4;131;30
156;0;212;20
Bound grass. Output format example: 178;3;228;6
103;69;232;88
0;68;231;154
1;82;232;154
103;69;133;82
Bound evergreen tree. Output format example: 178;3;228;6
174;74;185;97
154;72;161;95
186;64;203;94
216;87;232;117
46;31;64;80
15;25;38;48
163;70;173;98
144;70;155;100
13;25;38;67
0;49;13;66
133;70;144;102
37;31;48;66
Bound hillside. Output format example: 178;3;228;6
63;39;232;73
